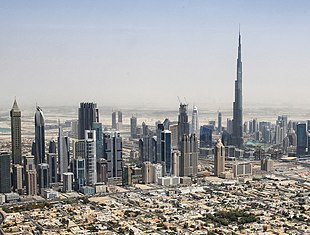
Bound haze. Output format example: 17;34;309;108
1;0;310;110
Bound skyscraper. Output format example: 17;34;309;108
178;103;190;149
200;125;213;148
218;111;222;133
78;102;99;139
297;123;307;157
104;132;123;178
191;105;199;135
10;98;22;165
92;122;104;159
85;130;97;185
35;106;45;169
161;130;172;176
0;153;11;193
58;126;70;182
214;139;225;177
130;116;137;138
232;30;243;148
38;163;49;193
112;111;122;130
179;134;198;177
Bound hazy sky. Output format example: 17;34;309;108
1;0;310;110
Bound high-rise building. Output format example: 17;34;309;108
35;106;45;169
92;122;104;159
232;30;243;148
200;125;213;148
171;150;180;177
156;123;164;163
97;158;108;184
13;164;23;194
122;165;133;186
38;163;49;193
218;111;222;133
26;170;37;196
73;158;86;190
78;102;99;139
179;134;198;177
178;103;190;149
233;162;252;177
153;163;162;184
161;130;172;176
112;111;122;130
261;158;273;172
130;116;137;138
191;105;199;135
104;132;123;178
214;139;225;177
63;172;74;192
10;99;22;165
169;122;179;149
85;130;97;185
142;161;154;184
47;153;57;184
297;123;307;157
0;153;11;193
58;126;70;182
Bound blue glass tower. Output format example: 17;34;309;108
297;123;307;157
161;130;172;176
200;125;213;148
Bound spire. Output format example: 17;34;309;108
238;25;242;60
11;97;20;111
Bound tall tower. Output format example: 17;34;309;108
218;111;222;133
104;132;123;178
35;106;45;168
130;115;137;138
191;105;199;135
10;98;22;165
214;139;225;177
178;103;190;149
58;126;70;182
78;102;99;139
232;29;243;148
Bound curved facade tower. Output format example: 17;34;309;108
232;30;243;148
35;106;45;168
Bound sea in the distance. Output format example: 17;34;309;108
0;128;10;133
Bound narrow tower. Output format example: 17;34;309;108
10;98;22;164
35;106;45;169
232;29;243;148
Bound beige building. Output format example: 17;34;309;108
214;139;225;177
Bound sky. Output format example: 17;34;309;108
1;0;310;110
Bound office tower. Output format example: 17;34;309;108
13;164;23;194
232;30;243;148
48;138;56;154
92;122;104;159
78;102;99;139
227;118;233;134
97;158;108;184
233;162;252;177
10;99;22;165
24;155;35;171
156;123;164;163
178;103;190;149
35;106;45;169
63;172;74;192
142;162;154;184
38;163;49;193
26;170;37;196
112;111;122;130
85;130;97;185
218;111;222;133
130;116;137;138
169;122;179;149
307;120;310;132
73;158;86;190
0;153;11;193
171;150;180;177
297;123;307;157
153;163;162;184
58;126;70;182
200;125;213;148
252;118;258;133
221;130;232;146
261;158;273;172
104;132;123;178
191;105;199;135
214;139;225;177
179;134;198;177
122;165;133;186
47;153;57;184
161;130;172;176
139;135;157;163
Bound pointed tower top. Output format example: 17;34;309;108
11;97;20;111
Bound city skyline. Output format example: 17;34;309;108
1;1;310;108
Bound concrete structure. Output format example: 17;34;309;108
85;130;97;185
178;103;190;149
171;150;180;177
34;106;45;169
58;126;70;182
0;153;11;193
97;158;108;185
179;134;198;177
63;172;74;192
142;161;153;184
233;162;253;177
122;165;133;186
104;132;123;178
214;139;225;177
78;102;99;139
73;158;86;190
232;30;243;148
261;158;273;172
12;164;23;194
10;98;22;165
26;170;37;196
153;163;162;184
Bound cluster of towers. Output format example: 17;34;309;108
0;101;123;196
